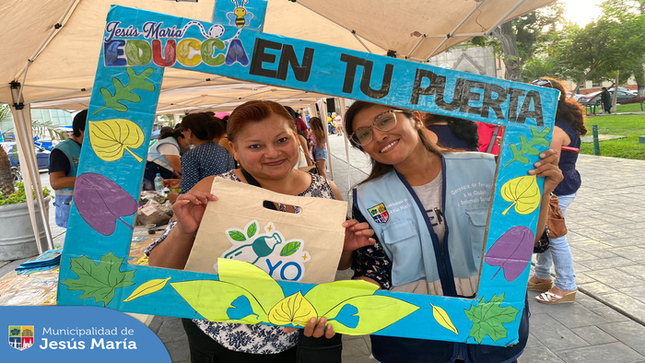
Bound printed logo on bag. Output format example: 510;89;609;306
8;325;34;351
222;220;310;281
368;203;389;223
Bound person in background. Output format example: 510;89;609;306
180;112;236;192
600;87;612;114
49;109;87;228
217;115;235;157
423;113;479;151
340;101;562;363
175;122;190;155
307;117;328;179
476;122;504;155
146;100;374;363
284;106;314;170
143;128;187;190
528;77;587;304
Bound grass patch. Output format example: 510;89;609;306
616;103;645;113
581;114;645;160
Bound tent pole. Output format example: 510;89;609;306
10;83;54;253
337;98;351;196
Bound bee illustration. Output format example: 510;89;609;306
227;0;254;29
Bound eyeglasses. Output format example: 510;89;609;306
530;79;553;88
350;110;403;146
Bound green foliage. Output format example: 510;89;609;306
59;252;135;306
228;230;246;242
94;67;156;115
504;126;551;166
247;222;257;238
464;294;519;343
280;241;302;257
0;182;50;206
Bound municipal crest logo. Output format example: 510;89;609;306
368;203;389;223
8;326;34;351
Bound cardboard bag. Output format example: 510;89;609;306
185;177;348;284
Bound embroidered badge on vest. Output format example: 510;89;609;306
367;203;389;223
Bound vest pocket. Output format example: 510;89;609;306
380;219;422;286
465;210;488;270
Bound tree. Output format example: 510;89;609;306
557;0;645;91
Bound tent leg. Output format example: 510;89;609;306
10;83;54;254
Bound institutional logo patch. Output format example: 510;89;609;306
367;203;389;223
8;325;34;351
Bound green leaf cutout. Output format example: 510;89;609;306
304;280;379;317
504;126;551;167
59;252;135;306
171;280;267;324
94;67;156;115
217;258;283;311
228;230;246;242
247;222;258;238
280;241;302;257
325;295;419;335
464;293;519;343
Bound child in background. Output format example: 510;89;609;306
308;117;329;179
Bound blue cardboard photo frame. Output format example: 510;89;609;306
57;0;559;346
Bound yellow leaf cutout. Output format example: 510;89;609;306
123;277;170;302
268;292;317;327
431;304;458;335
500;175;540;215
89;119;145;162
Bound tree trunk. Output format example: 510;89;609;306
0;145;14;198
492;21;521;81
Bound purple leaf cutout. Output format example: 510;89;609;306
74;173;138;236
485;226;535;282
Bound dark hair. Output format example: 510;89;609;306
283;105;298;121
158;126;174;139
73;109;88;137
228;100;295;142
534;77;587;136
181;112;225;141
424;114;479;149
344;101;443;184
308;117;326;146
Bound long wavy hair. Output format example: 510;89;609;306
533;77;587;136
308;117;326;147
343;101;443;185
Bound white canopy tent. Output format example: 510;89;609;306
0;0;555;252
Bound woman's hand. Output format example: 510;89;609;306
528;149;563;194
172;191;217;235
283;317;335;339
342;219;376;252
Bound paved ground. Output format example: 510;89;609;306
3;134;645;362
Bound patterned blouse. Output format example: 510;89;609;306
145;170;336;354
180;142;236;192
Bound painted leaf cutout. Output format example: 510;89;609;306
217;258;283;311
94;67;156;115
504;126;551;167
431;304;459;335
227;296;260;321
501;175;540;215
268;292;317;327
326;295;419;335
228;230;246;242
304;280;379;318
171;280;267;323
59;252;134;306
280;241;302;257
485;226;534;282
247;222;257;238
123;277;171;302
464;294;519;343
88;119;145;162
74;173;138;236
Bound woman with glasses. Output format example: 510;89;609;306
527;77;587;304
339;101;563;363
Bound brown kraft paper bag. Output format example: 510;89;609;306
185;177;348;284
